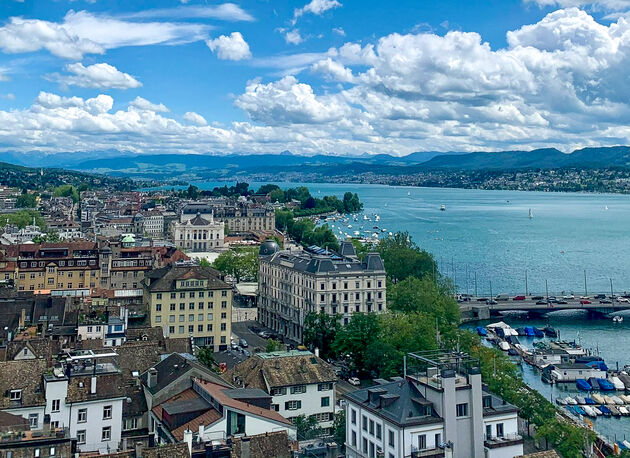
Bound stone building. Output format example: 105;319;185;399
172;213;225;252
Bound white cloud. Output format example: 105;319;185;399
206;32;252;60
6;9;630;156
293;0;342;23
332;27;346;36
0;10;209;59
284;29;304;45
47;62;141;89
129;96;169;112
122;4;254;22
524;0;630;9
183;111;207;126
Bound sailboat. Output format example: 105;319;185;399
605;205;609;211
528;209;533;219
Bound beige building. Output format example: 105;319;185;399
172;212;225;251
257;240;387;343
181;201;275;233
142;263;232;351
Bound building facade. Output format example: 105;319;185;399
172;213;225;251
343;353;523;458
257;241;387;343
143;263;232;350
181;201;275;233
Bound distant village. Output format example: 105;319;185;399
0;181;547;458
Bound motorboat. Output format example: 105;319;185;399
498;341;510;351
611;376;625;390
613;315;624;323
565;397;577;405
584;397;595;405
612;395;625;405
592;406;602;416
598;379;616;391
592;394;606;404
575;395;586;405
576;379;592;391
582;405;596;417
440;205;446;211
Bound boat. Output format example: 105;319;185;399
576;379;592;391
621;406;630;415
440;205;446;211
565;397;577;405
583;405;596;417
584;397;595;405
609;405;621;416
476;327;488;337
598;378;616;391
592;406;602;416
613;315;624;323
528;208;533;219
532;327;545;338
575;395;586;405
407;191;410;196
556;397;567;405
592;393;606;404
516;327;527;336
624;440;630;449
603;395;615;404
611;376;625;390
588;378;601;390
599;405;612;416
612;395;625;405
524;326;536;337
543;326;558;337
498;341;510;351
507;348;519;356
621;394;630;403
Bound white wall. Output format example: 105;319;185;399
273;382;335;429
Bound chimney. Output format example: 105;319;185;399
198;424;204;443
147;368;158;389
314;347;320;358
19;308;25;328
240;437;251;458
90;376;97;394
183;429;193;455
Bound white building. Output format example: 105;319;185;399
77;308;129;347
343;352;523;458
172;212;225;251
258;240;387;343
142;210;165;237
227;350;338;435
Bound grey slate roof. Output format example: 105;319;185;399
263;249;385;275
188;213;211;226
343;379;442;428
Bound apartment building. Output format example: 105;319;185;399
181;201;275;233
172;212;225;251
142;263;232;350
257;240;387;343
4;242;100;293
141;210;165;237
227;350;338;435
343;352;523;458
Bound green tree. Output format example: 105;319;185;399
1;210;46;229
275;209;294;231
343;192;362;212
265;339;283;352
333;411;346;449
198;258;212;267
185;184;199;199
377;232;437;283
334;313;380;377
212;247;258;282
269;188;285;203
388;276;460;324
303;312;340;360
53;185;79;203
197;347;220;373
16;193;37;208
293;414;322;440
258;184;281;195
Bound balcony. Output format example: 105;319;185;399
484;434;523;449
411;447;446;457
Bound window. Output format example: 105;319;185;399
49;447;56;456
352;431;357;447
369;419;374;435
169;315;175;323
170;303;176;311
418;434;427;450
34;449;40;458
179;315;185;322
50;420;59;429
362;415;367;431
169;326;175;334
435;433;442;447
271;387;286;396
376;424;382;440
76;429;86;444
317;382;332;391
156;293;162;299
78;408;87;423
189;303;195;310
207;324;213;331
485;424;492;439
51;399;60;412
388;430;394;447
103;405;112;419
28;413;38;428
351;409;356;425
369;442;375;458
362;438;368;453
321;396;330;407
102;426;111;441
456;403;469;417
156;304;162;312
220;323;226;331
290;385;306;394
9;389;21;401
125;417;139;430
285;400;301;410
496;423;504;438
155;316;162;323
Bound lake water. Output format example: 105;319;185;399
193;181;630;295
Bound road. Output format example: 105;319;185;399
461;295;630;315
231;320;271;350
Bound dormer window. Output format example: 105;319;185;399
10;389;22;401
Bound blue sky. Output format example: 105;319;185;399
0;0;629;156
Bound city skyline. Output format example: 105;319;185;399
1;0;630;156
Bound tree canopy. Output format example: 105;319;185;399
212;247;258;282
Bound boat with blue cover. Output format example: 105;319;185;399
588;378;601;390
597;378;615;391
599;405;612;416
533;327;545;338
476;327;487;336
584;397;595;405
576;379;592;391
524;326;536;337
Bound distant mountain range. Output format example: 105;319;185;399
3;146;630;179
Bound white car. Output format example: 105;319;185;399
617;297;629;303
348;377;361;386
563;295;574;300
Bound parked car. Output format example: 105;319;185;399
556;300;568;304
239;338;248;348
512;295;526;301
600;299;612;304
563;295;574;299
495;294;510;301
580;299;591;305
532;296;544;301
594;294;606;299
243;349;251;357
486;299;498;305
476;297;489;302
348;377;361;386
536;300;548;305
230;341;238;350
618;297;629;303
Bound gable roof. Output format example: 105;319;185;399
230;431;293;458
143;265;229;292
0;359;47;408
226;350;336;390
194;379;294;427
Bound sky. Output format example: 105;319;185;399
1;0;630;157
